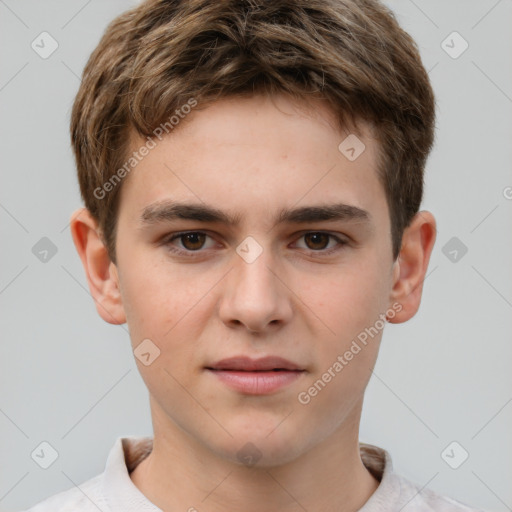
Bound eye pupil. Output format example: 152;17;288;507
182;233;205;250
305;232;329;250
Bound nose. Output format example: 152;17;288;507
217;244;293;335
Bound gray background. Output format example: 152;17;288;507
1;1;511;511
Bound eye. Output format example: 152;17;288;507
294;232;347;254
164;231;216;255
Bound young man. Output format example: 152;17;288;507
24;0;485;510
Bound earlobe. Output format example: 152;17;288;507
69;208;126;325
387;211;437;324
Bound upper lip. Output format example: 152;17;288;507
206;356;304;371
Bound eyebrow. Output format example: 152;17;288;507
140;200;371;229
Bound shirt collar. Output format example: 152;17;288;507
102;436;162;512
359;442;401;510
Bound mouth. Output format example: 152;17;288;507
205;355;305;372
206;368;304;372
205;356;306;395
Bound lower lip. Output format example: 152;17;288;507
207;370;304;395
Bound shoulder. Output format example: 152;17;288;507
394;473;488;512
359;443;488;512
20;473;107;512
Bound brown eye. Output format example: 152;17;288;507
164;231;216;256
179;232;206;250
293;232;348;256
303;232;330;250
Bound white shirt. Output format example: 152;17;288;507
21;437;485;511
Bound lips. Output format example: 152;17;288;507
205;355;304;372
205;356;305;395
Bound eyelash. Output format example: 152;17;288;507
162;231;348;258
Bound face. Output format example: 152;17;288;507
112;94;398;466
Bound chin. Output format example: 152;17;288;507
212;420;307;468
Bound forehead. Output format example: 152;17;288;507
119;94;387;229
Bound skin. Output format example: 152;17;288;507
71;93;436;512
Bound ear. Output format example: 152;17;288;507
387;211;437;324
69;208;126;325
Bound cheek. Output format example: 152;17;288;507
118;257;219;387
296;269;386;420
297;255;390;404
305;258;390;338
118;251;203;339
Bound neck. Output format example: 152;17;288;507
130;399;380;512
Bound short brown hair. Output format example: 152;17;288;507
70;0;435;263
